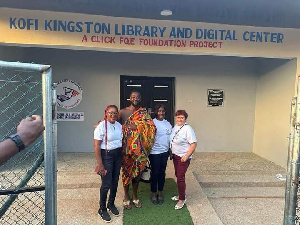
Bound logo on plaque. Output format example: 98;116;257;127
56;79;82;109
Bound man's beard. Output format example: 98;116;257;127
131;102;140;107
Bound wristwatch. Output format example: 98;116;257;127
7;134;25;152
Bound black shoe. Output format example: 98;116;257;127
157;197;164;205
107;204;120;217
150;194;158;205
98;209;112;223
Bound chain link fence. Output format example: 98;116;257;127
296;200;300;224
0;61;55;224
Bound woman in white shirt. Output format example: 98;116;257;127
94;105;123;223
170;109;197;210
149;104;172;205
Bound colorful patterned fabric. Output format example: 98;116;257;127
122;107;156;186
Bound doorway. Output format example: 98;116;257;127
120;75;175;124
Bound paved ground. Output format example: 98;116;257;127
191;153;286;225
57;152;287;225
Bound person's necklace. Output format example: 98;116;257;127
111;123;116;130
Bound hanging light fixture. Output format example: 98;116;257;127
160;10;172;16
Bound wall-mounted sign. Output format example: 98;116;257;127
207;89;224;107
56;79;82;109
57;112;84;121
0;8;297;59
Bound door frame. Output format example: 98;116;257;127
120;75;175;124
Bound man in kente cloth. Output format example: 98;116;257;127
119;90;156;209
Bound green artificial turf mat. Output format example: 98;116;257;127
123;178;193;225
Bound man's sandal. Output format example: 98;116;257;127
132;199;142;208
123;200;132;210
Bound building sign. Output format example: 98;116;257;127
56;79;82;109
57;112;84;121
207;89;224;107
0;8;298;59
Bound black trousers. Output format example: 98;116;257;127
100;147;122;210
149;151;169;193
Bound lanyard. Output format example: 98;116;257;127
171;124;185;147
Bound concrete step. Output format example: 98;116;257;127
198;170;286;176
57;171;101;189
194;173;285;187
185;170;223;225
190;152;286;175
209;197;284;225
203;187;285;198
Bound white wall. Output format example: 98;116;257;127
253;59;297;167
175;57;258;152
0;46;275;154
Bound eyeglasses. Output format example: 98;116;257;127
107;111;118;115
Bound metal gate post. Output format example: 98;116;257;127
43;67;57;225
284;97;297;224
284;76;300;225
52;83;58;224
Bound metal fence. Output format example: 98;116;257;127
284;76;300;225
0;61;56;224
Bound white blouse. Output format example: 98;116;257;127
94;120;123;150
151;118;172;155
170;123;197;157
